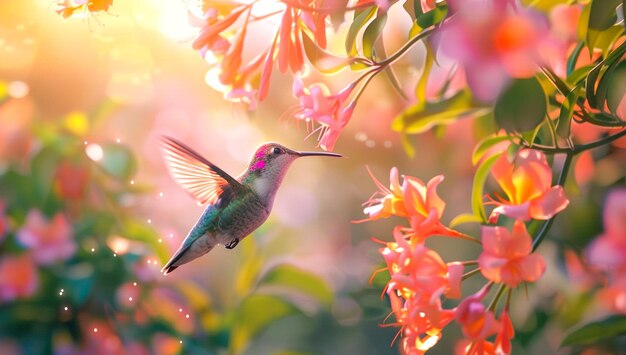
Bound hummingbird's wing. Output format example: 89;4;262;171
160;136;245;205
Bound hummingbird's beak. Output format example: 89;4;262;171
296;151;342;158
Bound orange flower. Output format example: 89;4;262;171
478;220;546;287
489;149;569;222
0;254;39;303
16;210;76;265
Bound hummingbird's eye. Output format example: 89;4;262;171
272;147;283;155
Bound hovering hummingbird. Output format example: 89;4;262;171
159;136;342;274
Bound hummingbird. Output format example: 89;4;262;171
159;136;342;275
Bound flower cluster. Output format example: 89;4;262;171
363;149;567;353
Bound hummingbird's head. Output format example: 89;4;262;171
243;143;341;203
248;143;342;176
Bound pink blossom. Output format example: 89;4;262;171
17;210;76;265
479;220;546;287
489;149;569;222
293;77;355;151
587;189;626;273
0;254;39;302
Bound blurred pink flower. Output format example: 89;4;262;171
54;161;90;200
597;275;626;314
587;189;626;274
0;254;39;302
489;149;569;222
293;77;355;151
17;210;76;265
439;0;548;101
479;220;546;287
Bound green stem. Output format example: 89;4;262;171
462;268;481;281
372;27;437;68
524;128;626;154
487;284;507;312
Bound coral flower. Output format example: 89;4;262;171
489;149;569;222
0;254;39;302
293;77;355;151
362;167;407;220
17;210;76;265
455;287;500;341
495;310;514;354
478;220;546;287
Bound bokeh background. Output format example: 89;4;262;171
0;0;623;354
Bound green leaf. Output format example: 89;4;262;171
557;83;584;142
400;132;416;158
586;0;622;50
414;42;435;101
566;41;584;77
472;134;513;165
31;146;60;205
393;90;489;134
561;315;626;346
607;59;626;114
472;152;502;223
449;213;483;228
121;220;170;263
494;77;547;133
231;295;298;354
345;7;377;57
415;4;448;30
588;0;620;31
301;32;355;74
586;40;626;109
258;264;333;307
96;143;137;180
362;13;387;59
588;25;624;56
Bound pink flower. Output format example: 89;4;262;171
0;254;39;302
293;77;355;151
362;167;408;220
587;189;626;274
489;149;569;222
479;220;546;287
17;210;76;265
455;287;500;341
439;0;548;101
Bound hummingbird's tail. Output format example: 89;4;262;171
161;233;217;275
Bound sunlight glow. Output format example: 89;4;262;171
86;144;104;162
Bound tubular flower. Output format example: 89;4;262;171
380;230;463;353
362;167;407;220
478;220;546;288
495;310;514;354
293;77;355;151
361;168;464;241
489;149;569;222
16;210;76;265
